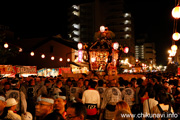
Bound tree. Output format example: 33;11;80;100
0;33;19;64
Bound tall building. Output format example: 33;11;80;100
68;0;135;63
135;38;156;66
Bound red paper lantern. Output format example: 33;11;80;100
124;47;129;53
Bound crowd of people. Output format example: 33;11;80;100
0;72;180;120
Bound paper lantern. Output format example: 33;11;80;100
113;42;119;50
4;43;8;48
100;26;105;32
30;52;34;56
51;56;55;60
59;58;63;61
124;47;129;53
41;54;45;58
67;58;70;62
172;6;180;19
171;45;177;51
172;32;180;41
78;43;83;50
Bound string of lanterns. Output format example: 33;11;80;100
30;51;69;62
3;42;23;53
168;0;180;62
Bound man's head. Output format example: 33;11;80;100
66;102;87;120
54;95;66;112
6;98;18;111
0;92;6;113
88;80;97;89
56;80;63;88
77;80;83;88
35;95;54;117
11;79;20;89
44;80;51;87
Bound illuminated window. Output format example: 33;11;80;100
124;20;131;24
124;27;131;31
73;37;80;42
72;5;80;10
72;24;80;29
124;13;131;17
73;30;80;36
125;34;131;39
73;11;80;16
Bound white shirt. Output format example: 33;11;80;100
122;87;135;106
82;89;100;108
5;110;21;120
143;98;158;114
6;90;27;113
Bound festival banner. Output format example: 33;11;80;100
0;65;16;75
16;66;37;74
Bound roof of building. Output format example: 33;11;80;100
11;34;78;52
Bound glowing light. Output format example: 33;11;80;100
124;47;129;53
41;54;45;58
4;43;8;48
125;34;130;39
73;37;80;42
169;50;176;56
73;11;80;16
73;30;80;36
78;43;83;50
172;32;180;41
72;5;80;10
59;58;63;62
113;42;119;50
171;45;178;51
72;24;80;29
168;50;171;54
124;20;131;24
91;57;96;62
30;51;34;56
51;56;55;60
78;50;83;62
172;6;180;19
124;27;130;31
168;57;172;60
124;13;131;17
100;26;105;32
19;48;23;52
67;58;70;62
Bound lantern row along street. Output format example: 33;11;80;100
168;1;180;64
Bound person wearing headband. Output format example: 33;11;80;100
54;94;66;119
0;92;8;119
43;94;66;120
35;95;54;120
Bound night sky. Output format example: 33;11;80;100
0;0;179;65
